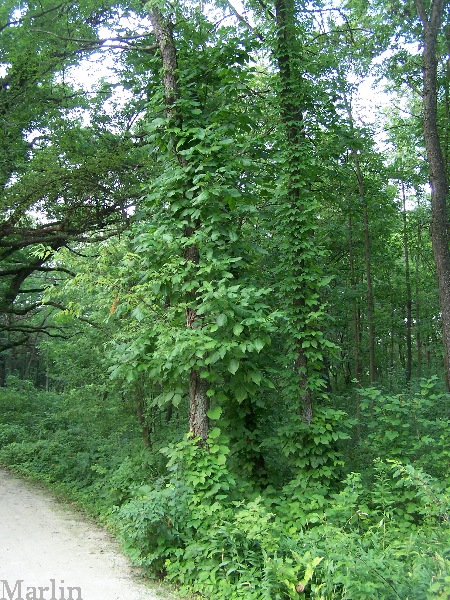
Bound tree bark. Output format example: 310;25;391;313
189;370;210;442
415;0;450;389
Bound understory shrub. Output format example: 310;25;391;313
115;432;449;599
356;377;450;478
0;383;144;512
115;430;325;599
1;379;448;598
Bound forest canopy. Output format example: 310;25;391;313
0;0;449;598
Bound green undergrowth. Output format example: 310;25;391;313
0;378;149;514
0;377;449;599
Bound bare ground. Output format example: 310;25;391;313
0;469;174;600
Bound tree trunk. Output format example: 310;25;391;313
148;6;210;440
444;22;450;171
415;219;423;377
415;0;450;389
343;92;376;383
389;304;395;386
135;393;151;449
348;212;362;381
274;0;315;424
402;183;412;383
0;351;5;387
362;198;376;383
188;370;209;441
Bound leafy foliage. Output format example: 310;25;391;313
1;0;450;598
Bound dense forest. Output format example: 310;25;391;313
0;0;449;597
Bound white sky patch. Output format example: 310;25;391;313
355;76;392;121
61;43;120;93
0;63;10;78
59;19;151;117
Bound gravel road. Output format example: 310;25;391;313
0;469;173;600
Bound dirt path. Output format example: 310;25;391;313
0;469;174;600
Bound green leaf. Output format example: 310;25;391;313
249;371;262;385
148;117;166;129
207;406;222;420
216;313;228;326
253;338;264;352
216;453;227;465
233;323;244;336
208;427;221;439
228;359;239;374
235;388;247;402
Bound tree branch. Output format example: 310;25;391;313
414;0;428;26
0;266;76;278
32;28;158;52
43;302;103;329
222;0;265;41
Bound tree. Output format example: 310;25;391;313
93;3;277;449
147;6;209;440
0;0;150;352
272;0;335;424
414;0;450;387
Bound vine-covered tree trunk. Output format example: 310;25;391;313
415;0;450;389
148;6;209;440
274;0;314;424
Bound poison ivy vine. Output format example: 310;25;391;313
272;0;335;424
108;6;277;453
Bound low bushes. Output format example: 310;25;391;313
0;378;449;598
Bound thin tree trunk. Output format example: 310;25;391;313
399;343;405;368
415;219;423;377
389;305;395;386
348;212;362;381
415;0;450;389
0;351;5;387
135;393;151;449
402;183;412;383
362;196;376;383
23;338;39;382
343;93;376;383
148;7;209;440
45;347;49;392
